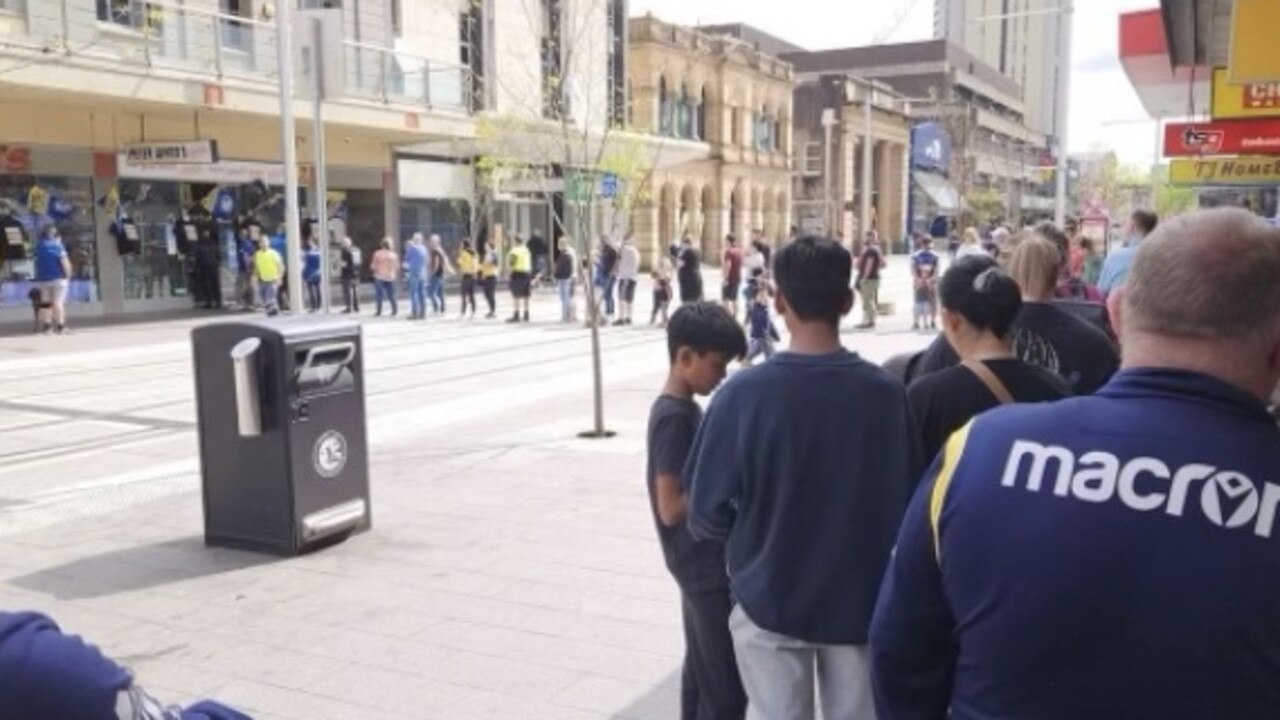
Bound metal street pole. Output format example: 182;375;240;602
1054;2;1075;226
275;0;304;314
311;16;331;313
861;82;874;241
821;108;836;238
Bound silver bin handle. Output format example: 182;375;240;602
231;338;263;438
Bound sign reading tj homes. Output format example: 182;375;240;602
1212;68;1280;120
1170;157;1280;186
123;140;218;166
1163;119;1280;157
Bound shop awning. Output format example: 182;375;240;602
1119;9;1209;119
912;171;960;214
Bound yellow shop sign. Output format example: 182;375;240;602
1170;157;1280;186
1212;68;1280;119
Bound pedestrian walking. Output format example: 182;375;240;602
872;207;1280;719
906;254;1070;462
554;237;578;323
615;235;641;325
721;235;743;319
686;236;923;720
744;289;778;365
647;303;748;720
507;236;532;323
911;236;940;331
479;239;499;319
33;226;71;335
404;234;428;320
339;236;361;313
854;232;884;330
651;256;673;326
428;234;451;315
457;238;478;318
235;226;256;309
528;232;550;288
303;239;322;312
595;236;620;322
252;236;284;316
677;236;703;305
371;237;399;317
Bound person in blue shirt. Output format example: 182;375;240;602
1096;208;1158;296
33;225;72;335
871;207;1280;720
403;233;429;320
685;235;924;720
303;239;323;312
0;611;251;719
910;236;940;332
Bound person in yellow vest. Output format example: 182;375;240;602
457;238;478;319
507;236;533;323
253;236;285;316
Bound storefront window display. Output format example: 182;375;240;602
115;180;192;301
0;173;99;308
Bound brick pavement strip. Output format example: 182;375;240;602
0;268;932;718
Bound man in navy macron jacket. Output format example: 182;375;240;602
871;208;1280;719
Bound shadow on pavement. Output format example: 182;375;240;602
7;536;277;600
613;669;681;720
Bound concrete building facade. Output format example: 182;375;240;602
784;40;1052;230
627;15;792;267
791;77;913;247
933;0;1067;141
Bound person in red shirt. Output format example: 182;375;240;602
721;235;744;319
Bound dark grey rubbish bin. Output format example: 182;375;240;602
192;317;372;555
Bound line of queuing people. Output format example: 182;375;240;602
648;207;1280;720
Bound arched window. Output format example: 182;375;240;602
658;76;671;136
697;86;708;141
678;83;692;138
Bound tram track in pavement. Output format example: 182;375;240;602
0;325;666;471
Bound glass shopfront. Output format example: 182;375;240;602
0;171;100;309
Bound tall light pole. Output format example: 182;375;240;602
1053;2;1074;226
969;2;1075;226
275;0;304;314
821;108;838;237
859;80;874;243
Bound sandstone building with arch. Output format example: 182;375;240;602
627;16;794;269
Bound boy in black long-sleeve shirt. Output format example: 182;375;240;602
647;303;748;720
685;236;923;720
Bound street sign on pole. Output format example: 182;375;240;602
600;173;619;199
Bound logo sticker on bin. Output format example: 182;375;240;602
313;430;348;478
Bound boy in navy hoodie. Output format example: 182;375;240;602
686;236;922;720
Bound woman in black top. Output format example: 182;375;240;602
908;255;1070;463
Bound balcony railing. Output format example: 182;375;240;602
2;0;472;114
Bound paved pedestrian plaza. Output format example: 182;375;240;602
0;271;931;719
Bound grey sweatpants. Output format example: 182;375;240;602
728;605;876;720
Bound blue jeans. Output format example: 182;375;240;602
407;274;426;318
427;275;445;314
598;275;616;317
375;279;398;316
257;280;280;314
557;278;575;321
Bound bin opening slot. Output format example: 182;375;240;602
295;341;356;395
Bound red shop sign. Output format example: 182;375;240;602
0;145;32;174
1164;118;1280;157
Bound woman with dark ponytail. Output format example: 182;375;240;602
907;254;1070;462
